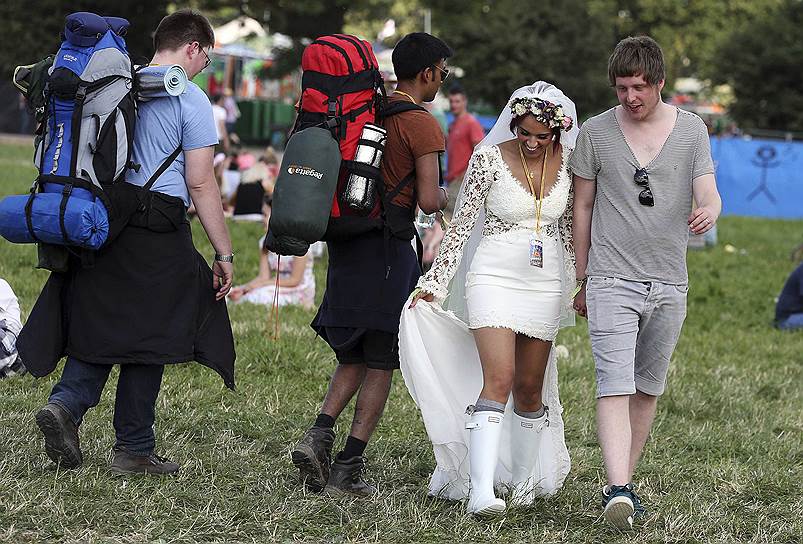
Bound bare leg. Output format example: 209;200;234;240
472;327;517;404
467;327;516;515
597;395;632;486
348;369;393;442
628;390;658;477
512;336;552;412
319;364;367;420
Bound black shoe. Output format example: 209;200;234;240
110;449;180;476
35;403;82;469
323;455;376;498
291;426;335;492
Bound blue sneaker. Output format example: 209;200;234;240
602;483;647;517
603;483;638;530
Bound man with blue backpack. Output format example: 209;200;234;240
20;9;236;475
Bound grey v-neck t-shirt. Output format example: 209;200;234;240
569;107;714;284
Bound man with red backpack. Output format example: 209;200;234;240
292;33;451;497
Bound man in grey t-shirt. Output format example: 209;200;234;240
569;36;721;530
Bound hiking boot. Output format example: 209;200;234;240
323;455;376;498
35;403;82;469
603;483;646;530
291;426;335;492
110;449;180;476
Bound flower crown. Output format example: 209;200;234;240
508;97;574;131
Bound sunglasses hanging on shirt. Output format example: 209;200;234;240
634;167;654;207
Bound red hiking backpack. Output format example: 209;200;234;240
293;34;428;242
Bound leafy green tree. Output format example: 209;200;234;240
0;0;169;78
591;0;783;88
427;0;616;118
713;0;803;131
202;0;395;77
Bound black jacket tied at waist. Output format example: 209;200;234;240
17;192;236;389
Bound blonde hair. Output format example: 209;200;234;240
262;146;279;165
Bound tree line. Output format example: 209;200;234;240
0;0;800;131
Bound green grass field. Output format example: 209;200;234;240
0;141;801;543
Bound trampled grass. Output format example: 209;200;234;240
0;141;801;543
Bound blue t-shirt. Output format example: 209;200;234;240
776;263;803;322
128;68;218;207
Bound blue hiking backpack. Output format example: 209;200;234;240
0;12;152;257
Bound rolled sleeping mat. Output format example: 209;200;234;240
0;193;109;250
266;127;341;256
63;12;129;46
134;65;188;101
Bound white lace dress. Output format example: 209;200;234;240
399;144;574;501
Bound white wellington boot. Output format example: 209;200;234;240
466;410;506;516
508;407;548;507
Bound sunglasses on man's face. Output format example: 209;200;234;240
634;167;655;206
432;64;449;82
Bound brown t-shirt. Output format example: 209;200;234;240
380;96;445;208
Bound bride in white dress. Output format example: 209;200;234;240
399;82;578;516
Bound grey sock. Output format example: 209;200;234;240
474;397;506;414
514;405;546;419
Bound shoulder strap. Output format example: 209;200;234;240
142;145;182;193
380;100;427;119
384;171;416;202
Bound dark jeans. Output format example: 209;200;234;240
48;357;164;455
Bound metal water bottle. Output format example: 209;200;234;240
343;123;387;210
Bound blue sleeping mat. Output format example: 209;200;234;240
0;193;109;249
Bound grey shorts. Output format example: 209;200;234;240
586;276;688;398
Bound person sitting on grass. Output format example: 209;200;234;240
230;148;278;220
775;252;803;330
228;196;315;309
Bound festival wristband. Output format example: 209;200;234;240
572;277;587;298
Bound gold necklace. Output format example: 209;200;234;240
393;90;418;104
518;143;549;235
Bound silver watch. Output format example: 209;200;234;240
214;253;235;263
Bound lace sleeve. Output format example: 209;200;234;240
558;174;576;321
559;181;576;272
417;148;494;302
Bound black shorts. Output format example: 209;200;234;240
328;328;399;371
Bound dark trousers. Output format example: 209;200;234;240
48;357;164;455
